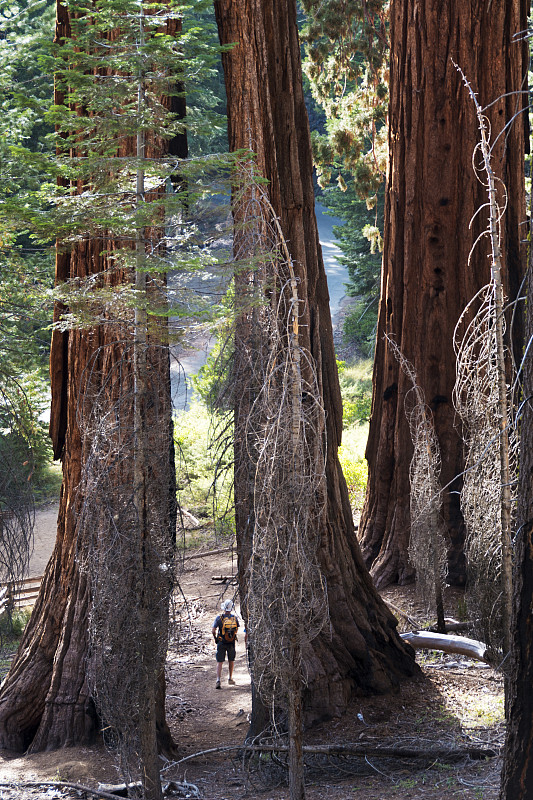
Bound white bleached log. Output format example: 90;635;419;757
401;630;489;663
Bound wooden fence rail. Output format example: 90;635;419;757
0;576;43;614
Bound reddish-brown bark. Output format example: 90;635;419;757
0;8;183;754
500;221;533;799
359;0;528;587
214;0;417;729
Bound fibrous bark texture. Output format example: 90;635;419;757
499;222;533;799
0;4;182;754
359;0;528;587
214;0;417;728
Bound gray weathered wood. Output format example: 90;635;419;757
401;631;489;662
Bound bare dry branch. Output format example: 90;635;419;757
386;336;447;631
453;66;518;655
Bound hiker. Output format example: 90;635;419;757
212;599;240;689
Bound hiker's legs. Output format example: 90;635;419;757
227;643;236;683
215;642;226;685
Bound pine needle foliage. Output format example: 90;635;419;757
3;2;236;795
301;0;388;199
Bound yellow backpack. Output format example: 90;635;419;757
220;614;238;643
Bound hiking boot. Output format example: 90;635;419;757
215;680;221;689
228;678;235;685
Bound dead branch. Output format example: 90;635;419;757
211;575;237;584
428;619;471;634
0;779;200;799
453;65;517;656
178;509;200;527
386;336;447;631
384;600;471;634
400;630;489;662
383;599;420;628
0;782;132;800
161;742;497;770
183;547;233;562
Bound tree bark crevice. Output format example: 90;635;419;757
359;0;528;588
216;0;417;731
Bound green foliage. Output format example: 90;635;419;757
338;440;368;510
192;283;235;412
173;402;233;527
0;0;55;371
2;0;234;281
5;607;32;638
343;299;378;359
0;367;57;508
337;359;372;509
338;358;373;425
0;607;32;681
192;332;234;411
302;2;386;342
0;0;59;500
320;182;384;300
0;0;235;519
0;0;55;196
317;182;382;356
301;0;389;199
184;4;228;156
32;462;63;504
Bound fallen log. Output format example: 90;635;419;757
0;782;129;800
401;630;489;663
427;619;471;634
211;574;237;584
0;780;200;800
178;508;201;527
161;742;497;770
183;547;233;562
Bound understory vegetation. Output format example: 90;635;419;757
338;359;372;510
174;356;373;533
0;608;31;682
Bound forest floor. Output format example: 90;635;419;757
0;538;504;800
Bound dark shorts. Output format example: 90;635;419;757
216;640;236;663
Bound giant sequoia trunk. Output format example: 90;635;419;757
359;0;528;587
500;223;533;799
0;4;184;754
214;0;416;729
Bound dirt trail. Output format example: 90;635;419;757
28;503;58;578
0;520;504;800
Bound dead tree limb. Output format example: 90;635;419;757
161;742;497;771
401;631;489;662
383;599;419;627
183;547;233;562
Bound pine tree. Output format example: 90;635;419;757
0;8;229;797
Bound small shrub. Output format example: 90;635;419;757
338;358;373;426
0;607;32;681
336;359;372;509
173;401;233;530
338;444;368;510
342;396;371;426
7;607;32;638
338;420;369;511
343;300;378;358
32;461;63;504
193;331;234;413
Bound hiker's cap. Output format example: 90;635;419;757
221;599;233;612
